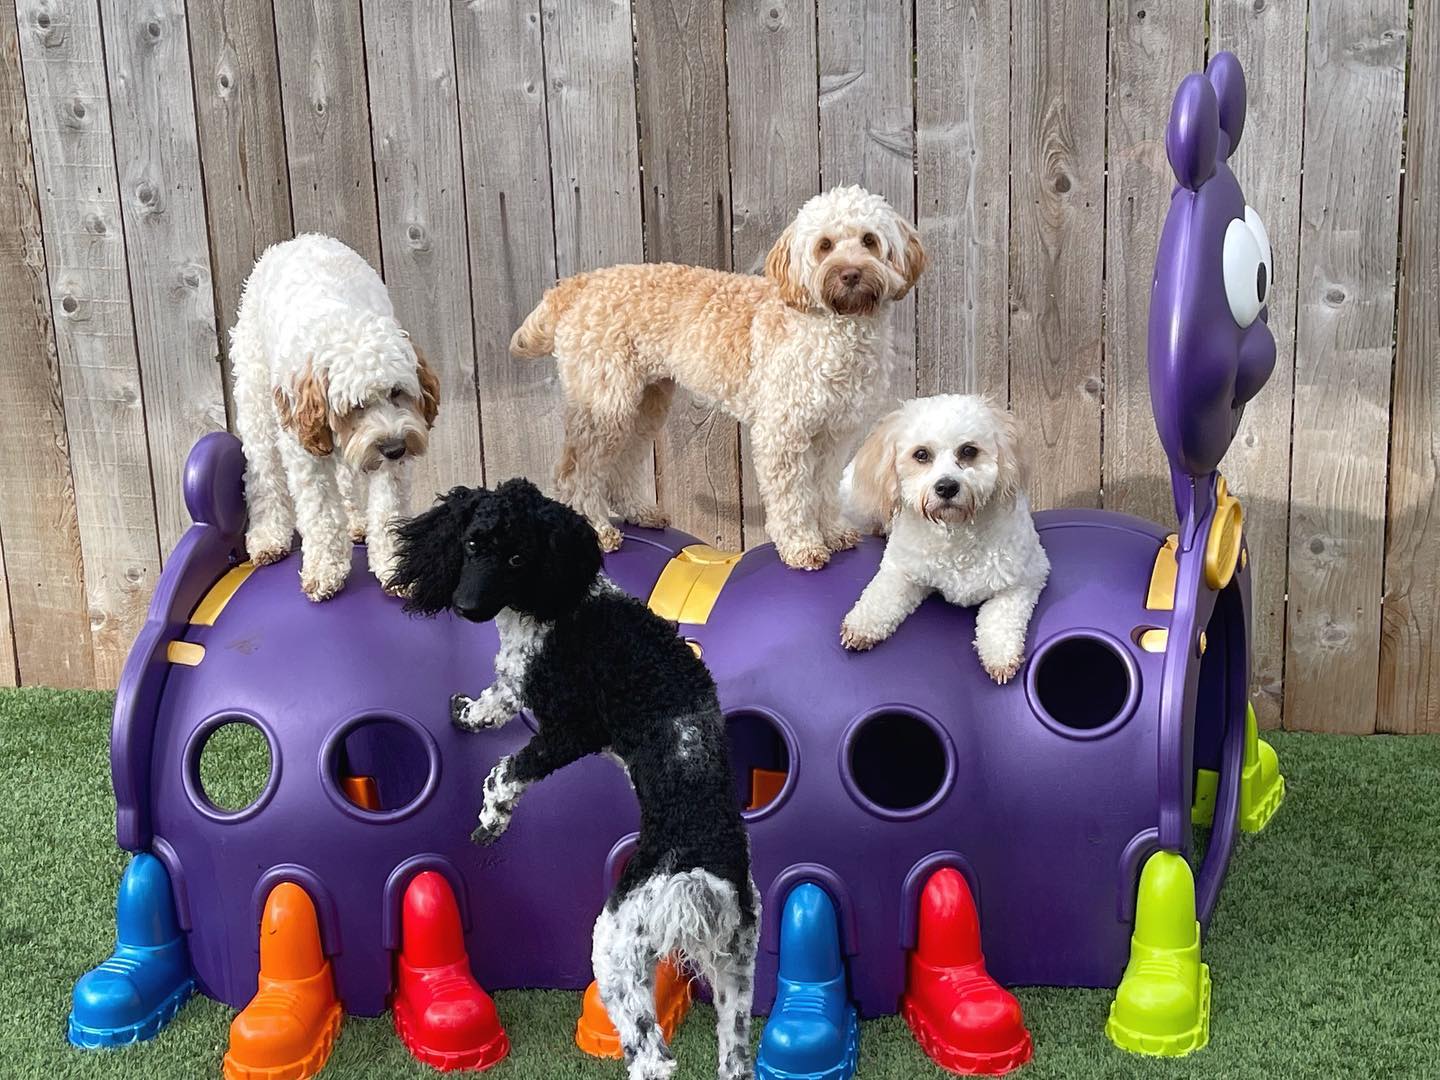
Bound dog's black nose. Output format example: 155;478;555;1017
934;478;960;500
379;438;406;460
840;267;862;288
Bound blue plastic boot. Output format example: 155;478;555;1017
69;853;196;1048
756;884;860;1080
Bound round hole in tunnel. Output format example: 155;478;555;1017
1028;631;1138;737
321;714;439;821
724;710;795;820
187;714;277;819
841;709;954;820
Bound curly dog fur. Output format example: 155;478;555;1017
231;234;440;600
840;395;1050;683
511;185;925;570
389;480;759;1080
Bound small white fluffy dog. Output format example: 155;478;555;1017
230;235;440;601
511;185;925;569
840;395;1050;683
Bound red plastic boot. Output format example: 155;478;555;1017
392;872;509;1071
901;869;1032;1075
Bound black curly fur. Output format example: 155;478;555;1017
391;479;754;920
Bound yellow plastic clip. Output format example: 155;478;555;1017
647;546;743;625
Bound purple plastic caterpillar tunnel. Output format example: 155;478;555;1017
70;53;1285;1078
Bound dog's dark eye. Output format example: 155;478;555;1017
507;554;525;568
817;237;833;253
862;232;877;249
913;447;931;463
958;443;979;460
465;537;481;555
389;389;403;403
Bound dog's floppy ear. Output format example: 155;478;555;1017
764;225;808;309
889;218;927;299
413;342;441;428
847;408;904;524
530;489;603;619
992;404;1030;503
277;359;334;456
389;486;477;614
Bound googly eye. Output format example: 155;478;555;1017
1244;205;1272;307
1223;215;1266;328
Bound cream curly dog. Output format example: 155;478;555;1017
840;395;1050;683
230;235;440;601
511;186;925;570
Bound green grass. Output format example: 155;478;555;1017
1;687;1437;1078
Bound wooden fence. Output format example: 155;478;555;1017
0;0;1434;734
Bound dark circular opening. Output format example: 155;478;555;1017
1034;635;1132;730
847;712;948;812
196;719;272;812
725;711;792;816
331;718;430;813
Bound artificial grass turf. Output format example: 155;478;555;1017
1;688;1437;1079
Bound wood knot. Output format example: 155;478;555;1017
84;214;106;235
59;294;79;315
125;565;145;584
145;18;162;41
1310;537;1325;554
1325;286;1346;306
1054;174;1071;194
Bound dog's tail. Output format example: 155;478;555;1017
510;274;588;359
647;869;747;960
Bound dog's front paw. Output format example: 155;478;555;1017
840;618;883;651
250;545;290;567
981;653;1025;685
300;564;348;602
824;526;861;553
595;523;624;552
453;690;514;731
776;540;830;571
348;526;367;544
470;818;508;846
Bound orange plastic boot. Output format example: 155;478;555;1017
224;883;343;1080
576;956;693;1058
392;872;509;1071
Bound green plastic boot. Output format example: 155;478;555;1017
1190;704;1285;832
1238;704;1285;832
1106;852;1210;1057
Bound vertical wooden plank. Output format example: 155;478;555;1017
1211;0;1309;729
914;0;1008;399
1009;0;1106;510
635;0;741;548
543;0;644;275
186;0;294;416
1284;0;1406;734
273;0;381;265
1380;0;1440;734
0;0;95;687
817;0;916;399
360;0;481;499
16;0;163;686
1102;2;1202;524
99;0;226;554
726;0;820;547
541;0;649;500
452;0;559;489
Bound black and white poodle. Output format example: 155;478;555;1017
389;479;758;1080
